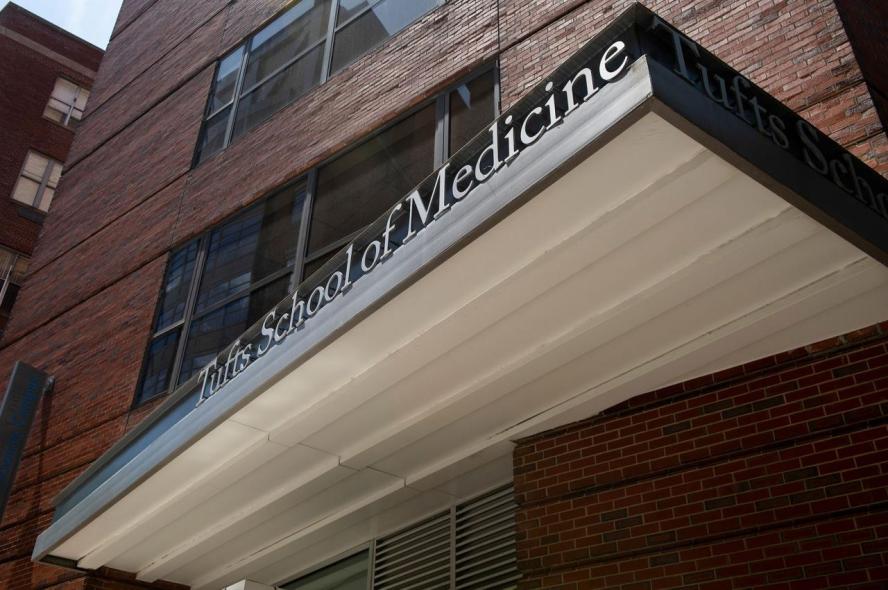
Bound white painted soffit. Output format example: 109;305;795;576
40;59;888;589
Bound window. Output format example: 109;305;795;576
282;551;370;590
308;102;437;255
329;0;439;73
280;486;518;590
140;67;495;404
137;184;307;403
195;0;443;164
44;78;90;127
11;151;62;212
306;68;495;266
0;248;29;336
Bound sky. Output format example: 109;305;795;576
1;0;123;48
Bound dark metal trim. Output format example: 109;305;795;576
222;40;251;150
169;234;208;390
646;62;888;266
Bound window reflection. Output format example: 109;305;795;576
330;0;439;73
233;45;325;140
142;66;496;405
178;276;291;383
196;186;304;312
195;0;441;163
282;551;369;590
449;69;496;154
242;0;330;90
309;103;436;253
139;331;181;401
155;241;199;329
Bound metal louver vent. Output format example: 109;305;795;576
372;511;452;590
454;486;519;590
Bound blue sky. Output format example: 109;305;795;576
2;0;123;48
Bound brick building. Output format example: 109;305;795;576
0;3;103;338
0;1;887;590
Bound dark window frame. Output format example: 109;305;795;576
194;0;447;166
138;64;498;407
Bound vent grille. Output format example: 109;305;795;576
454;486;519;590
372;511;451;590
369;485;518;589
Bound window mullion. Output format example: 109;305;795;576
206;97;235;120
435;93;447;166
305;228;363;263
449;504;457;590
365;538;376;590
291;170;317;291
223;43;252;149
33;160;54;210
493;61;502;118
152;317;185;339
239;37;327;98
193;266;293;320
170;235;209;389
320;0;339;82
0;253;16;312
63;90;80;126
332;0;387;34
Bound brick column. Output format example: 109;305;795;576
514;322;888;589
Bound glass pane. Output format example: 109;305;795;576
138;330;181;402
309;103;435;252
0;282;20;316
23;152;49;180
330;0;438;73
195;106;231;164
47;162;62;188
47;97;70;113
0;249;14;272
195;186;304;312
282;551;369;590
178;276;290;383
449;69;495;155
242;0;331;90
52;78;80;104
233;45;324;140
210;47;244;113
37;188;54;212
12;178;39;206
155;240;199;330
76;88;90;107
301;249;338;282
336;0;375;24
247;275;292;323
12;257;29;283
44;103;66;123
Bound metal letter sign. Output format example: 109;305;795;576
0;362;51;518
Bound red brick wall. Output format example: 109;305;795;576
2;1;888;589
498;0;888;177
0;5;101;257
0;260;165;590
513;324;888;589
